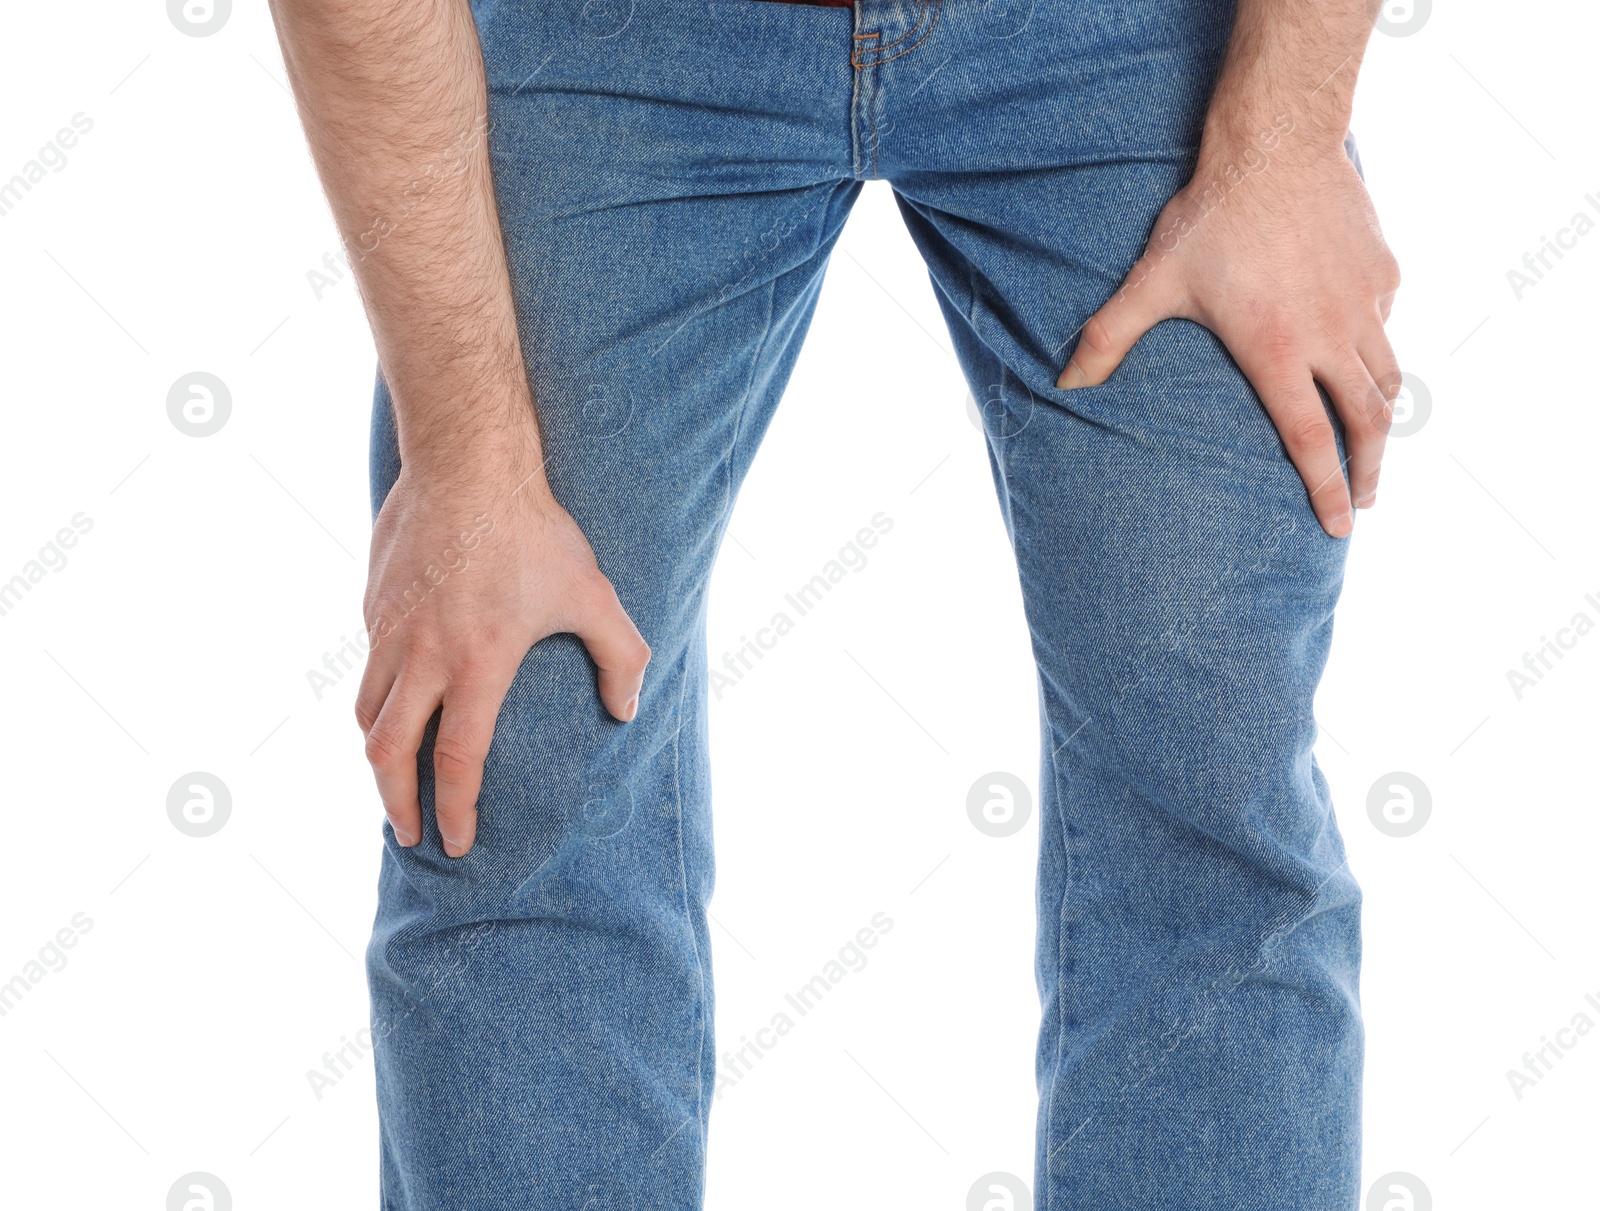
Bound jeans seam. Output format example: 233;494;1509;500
667;632;710;1162
1041;699;1074;1211
870;60;880;179
717;276;778;521
850;31;878;179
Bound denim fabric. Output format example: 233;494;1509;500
366;0;1364;1206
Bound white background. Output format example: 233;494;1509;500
2;1;1597;1207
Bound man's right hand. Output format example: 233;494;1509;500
267;0;650;857
354;444;650;858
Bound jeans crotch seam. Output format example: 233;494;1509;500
849;29;879;180
870;62;880;179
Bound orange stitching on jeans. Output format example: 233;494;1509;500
850;29;879;67
855;0;941;63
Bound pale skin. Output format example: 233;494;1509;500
268;0;1398;859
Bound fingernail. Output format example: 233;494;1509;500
1354;493;1376;509
442;836;468;858
1327;512;1354;538
624;695;639;722
390;821;418;847
1058;359;1087;391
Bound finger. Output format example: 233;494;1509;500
1378;287;1397;324
1058;254;1187;390
569;572;651;722
1377;253;1402;324
353;632;399;735
363;673;444;848
1236;349;1354;538
354;644;416;845
431;671;515;858
1357;321;1403;400
1350;326;1403;507
1316;348;1391;512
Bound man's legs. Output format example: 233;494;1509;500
364;2;859;1205
870;0;1362;1204
363;0;1365;1204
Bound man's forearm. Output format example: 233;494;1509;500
268;0;541;478
1202;0;1381;156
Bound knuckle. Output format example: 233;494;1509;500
1373;361;1404;399
445;646;494;684
1357;396;1394;435
1081;313;1119;357
364;728;407;770
1379;252;1402;291
627;638;653;675
1256;319;1305;364
577;564;615;603
432;734;487;784
1284;412;1334;453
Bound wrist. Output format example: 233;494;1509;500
1194;99;1352;191
1201;46;1360;163
397;401;551;497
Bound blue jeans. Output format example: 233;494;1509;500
366;0;1364;1206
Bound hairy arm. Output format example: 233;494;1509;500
270;0;650;857
1060;0;1400;539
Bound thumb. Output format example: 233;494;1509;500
570;574;652;722
1057;255;1185;390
